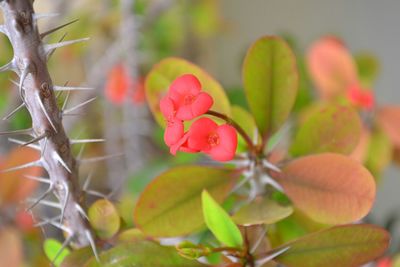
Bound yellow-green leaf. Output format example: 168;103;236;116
202;190;243;247
44;239;70;267
88;199;120;240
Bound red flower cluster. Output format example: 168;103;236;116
347;83;375;110
160;74;238;161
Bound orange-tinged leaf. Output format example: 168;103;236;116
145;57;231;127
134;166;239;237
377;106;400;148
0;147;41;204
274;224;389;267
350;126;371;163
276;153;375;224
307;36;358;100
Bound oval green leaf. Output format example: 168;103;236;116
232;197;293;226
44;239;70;267
242;36;298;140
134;166;239;237
88;199;121;240
365;126;392;180
274;224;390;267
145;57;231;127
276;153;376;224
290;104;362;156
202;190;243;247
85;240;207;267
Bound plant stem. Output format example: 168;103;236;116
206;110;257;154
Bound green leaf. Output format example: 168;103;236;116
355;53;380;88
44;239;70;267
145;57;231;127
134;166;239;237
277;153;376;224
232;197;293;226
365;126;393;180
242;36;298;141
274;224;390;267
88;199;120;240
85;240;207;267
201;190;243;247
290;104;362;156
61;247;93;267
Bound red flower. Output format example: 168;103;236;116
377;257;392;267
167;74;213;120
187;118;237;161
160;96;184;146
347;83;375;110
105;64;131;105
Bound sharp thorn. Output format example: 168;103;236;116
40;18;79;39
77;144;86;160
24;175;51;184
48;220;73;234
85;230;100;262
1;160;41;173
36;93;58;133
0;60;16;73
53;152;71;173
53;85;94;91
255;246;290;267
46;33;67;61
33;215;61;228
82;171;94;191
0;128;32;136
260;174;284;193
70;139;105;145
2;103;25;121
44;38;89;55
250;228;267;254
75;204;89;220
80;153;124;164
27;184;54;211
8;137;41;150
262;159;281;173
34;13;59;20
63;97;96;114
62;90;71;111
60;182;70;224
19;133;47;148
26;198;61;209
85;189;108;199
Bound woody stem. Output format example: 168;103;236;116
206;110;257;153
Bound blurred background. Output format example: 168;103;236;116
0;0;399;265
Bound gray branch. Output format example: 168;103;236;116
0;0;92;248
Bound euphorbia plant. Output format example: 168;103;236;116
131;36;390;266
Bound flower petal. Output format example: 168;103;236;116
169;132;199;155
164;119;184;147
160;96;176;119
175;92;213;121
207;125;238;161
169;74;202;99
187;118;218;151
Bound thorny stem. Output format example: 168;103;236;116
206;110;257;154
0;0;93;248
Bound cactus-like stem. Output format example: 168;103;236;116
0;0;92;248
